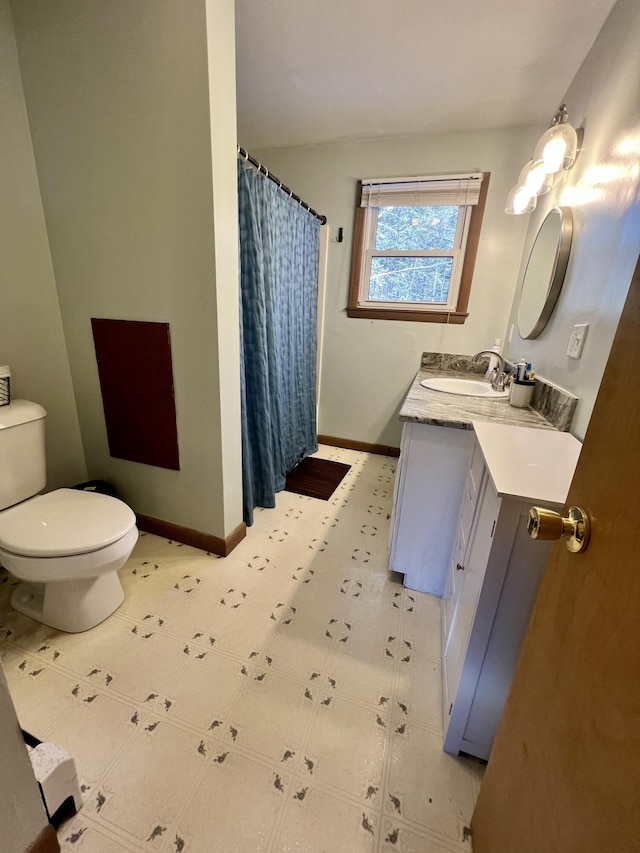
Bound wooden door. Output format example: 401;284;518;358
471;255;640;853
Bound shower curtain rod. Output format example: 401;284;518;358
237;146;327;224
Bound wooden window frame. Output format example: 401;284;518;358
347;172;490;323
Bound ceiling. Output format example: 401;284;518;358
235;0;618;151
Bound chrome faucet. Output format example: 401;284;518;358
472;350;510;392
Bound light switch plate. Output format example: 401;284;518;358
566;324;589;359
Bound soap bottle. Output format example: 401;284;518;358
485;339;503;379
515;357;528;382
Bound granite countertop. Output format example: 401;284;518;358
399;366;556;431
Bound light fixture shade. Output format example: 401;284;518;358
533;107;579;174
505;184;537;215
518;160;554;196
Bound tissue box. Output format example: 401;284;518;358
0;366;10;406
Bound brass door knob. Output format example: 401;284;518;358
526;506;590;553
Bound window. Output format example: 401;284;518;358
347;172;490;323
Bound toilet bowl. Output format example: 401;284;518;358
0;488;138;633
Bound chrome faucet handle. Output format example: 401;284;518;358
492;371;510;392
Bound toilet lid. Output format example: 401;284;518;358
0;488;136;557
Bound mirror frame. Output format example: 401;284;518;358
518;206;573;340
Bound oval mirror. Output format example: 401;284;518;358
517;206;573;339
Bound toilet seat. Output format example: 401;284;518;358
0;526;138;584
0;488;136;557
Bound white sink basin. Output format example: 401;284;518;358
420;377;509;399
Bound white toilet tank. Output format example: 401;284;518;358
0;400;47;511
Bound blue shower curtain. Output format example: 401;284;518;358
238;161;321;525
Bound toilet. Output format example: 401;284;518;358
0;400;138;633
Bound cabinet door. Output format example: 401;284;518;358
442;441;486;649
388;423;410;559
444;479;502;727
389;423;474;596
460;440;485;541
443;519;465;642
461;509;552;756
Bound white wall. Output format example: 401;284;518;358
11;0;243;538
504;0;640;440
0;0;87;491
205;0;243;533
252;127;541;447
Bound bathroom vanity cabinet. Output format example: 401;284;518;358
442;423;582;760
390;366;558;596
389;422;474;595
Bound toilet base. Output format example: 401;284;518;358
11;571;125;633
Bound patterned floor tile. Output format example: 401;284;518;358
326;637;397;708
58;815;143;851
97;722;208;843
345;591;404;645
401;601;443;661
395;655;443;733
21;613;133;679
223;670;315;763
274;784;378;852
206;602;278;660
0;643;36;685
117;574;185;623
385;724;478;844
3;611;60;654
176;750;288;852
0;446;484;852
286;575;351;627
46;691;141;788
155;586;228;640
128;532;187;562
8;664;82;738
303;695;389;800
86;624;189;704
165;649;250;732
377;817;470;853
240;564;308;614
262;619;334;683
195;548;260;594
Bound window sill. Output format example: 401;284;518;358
346;306;469;323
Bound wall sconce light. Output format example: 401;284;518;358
522;160;555;196
506;104;580;215
505;181;537;215
533;105;578;173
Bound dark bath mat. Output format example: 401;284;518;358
285;457;351;500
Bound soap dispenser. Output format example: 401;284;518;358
485;339;503;379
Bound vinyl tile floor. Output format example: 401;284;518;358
0;447;484;853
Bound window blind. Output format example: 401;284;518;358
360;173;485;208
